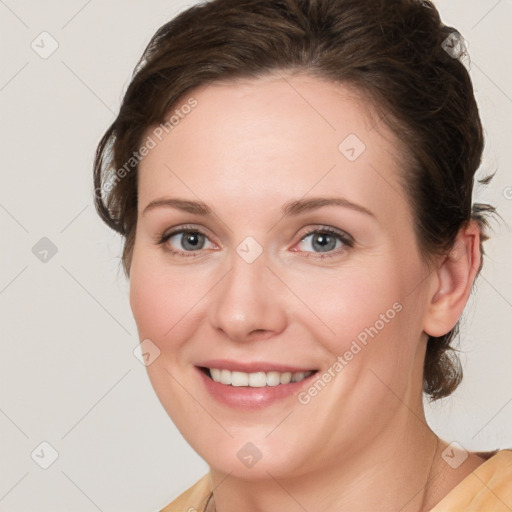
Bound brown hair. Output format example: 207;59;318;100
93;0;496;400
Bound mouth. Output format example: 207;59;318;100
194;359;320;409
198;366;319;387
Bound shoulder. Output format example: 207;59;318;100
159;473;213;512
430;448;512;511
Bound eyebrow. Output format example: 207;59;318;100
142;196;375;218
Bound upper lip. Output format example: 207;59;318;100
197;359;317;373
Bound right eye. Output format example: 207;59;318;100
157;226;216;257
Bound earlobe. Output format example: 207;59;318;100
424;221;482;337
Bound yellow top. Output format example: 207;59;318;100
160;449;512;512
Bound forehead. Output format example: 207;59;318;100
137;74;410;222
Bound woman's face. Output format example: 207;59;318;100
130;74;435;479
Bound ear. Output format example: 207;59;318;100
423;220;482;338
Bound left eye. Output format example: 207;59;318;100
295;229;351;255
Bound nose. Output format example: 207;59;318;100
209;250;287;343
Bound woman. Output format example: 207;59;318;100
93;0;511;510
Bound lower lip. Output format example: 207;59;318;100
196;367;317;409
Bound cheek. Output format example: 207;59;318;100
129;246;221;370
129;249;193;353
128;251;202;419
290;263;405;351
129;266;166;341
293;260;421;398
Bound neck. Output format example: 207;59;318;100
208;414;448;512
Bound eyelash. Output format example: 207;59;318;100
156;224;354;259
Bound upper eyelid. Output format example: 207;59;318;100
162;224;213;240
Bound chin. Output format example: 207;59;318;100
190;434;313;481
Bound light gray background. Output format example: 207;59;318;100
0;1;511;511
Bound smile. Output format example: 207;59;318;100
204;367;316;387
195;360;320;408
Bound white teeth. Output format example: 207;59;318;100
280;372;292;384
248;372;267;387
266;371;282;386
210;368;221;382
291;372;306;382
231;371;249;387
207;368;314;387
220;369;231;385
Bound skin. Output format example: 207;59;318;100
129;73;486;511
